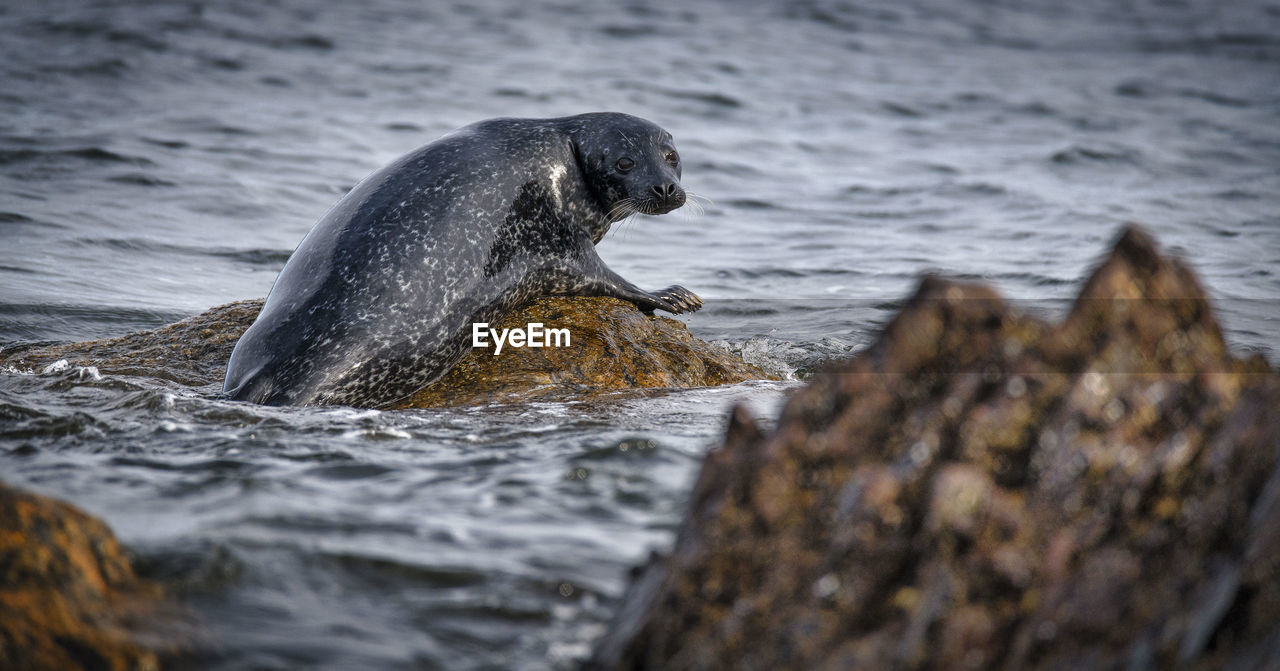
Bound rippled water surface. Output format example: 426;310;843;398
2;0;1278;668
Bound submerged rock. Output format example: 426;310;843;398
0;482;183;670
587;226;1280;671
0;296;772;407
1;300;261;389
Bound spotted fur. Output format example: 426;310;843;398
223;113;701;407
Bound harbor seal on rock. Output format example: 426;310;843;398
223;113;701;407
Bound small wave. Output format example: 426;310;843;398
1050;143;1141;166
708;337;800;380
367;62;451;75
1176;87;1253;108
0;146;155;167
714;267;872;280
881;101;924;118
38;359;98;379
702;303;781;317
60;236;291;266
949;271;1076;287
140;136;190;150
36;18;107;37
841;183;926;198
206;56;245;71
952;91;999;105
599;24;659;38
211;26;336;52
384;122;425;133
575;438;661;461
36;19;171;52
212;248;293;266
162;116;256;138
280;34;336;50
0;400;44;423
305;463;398;480
785;1;903;31
722;198;780;210
321;551;488;588
1212;189;1261;202
950;182;1007;197
104;28;169;51
659;88;742;108
851;207;950;221
106;173;178;187
0;407;110;441
710;333;864;380
134;540;243;592
616;79;742;110
239;513;418;537
688;159;762;178
0;302;190;342
1115;79;1157;98
0;211;36;224
1137;33;1280;60
109;455;256;474
1118;77;1255;110
38;58;133;77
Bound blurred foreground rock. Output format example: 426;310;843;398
0;482;182;670
0;296;772;407
587;226;1280;671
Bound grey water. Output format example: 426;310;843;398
1;0;1277;668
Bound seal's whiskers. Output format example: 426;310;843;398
603;198;640;240
682;190;711;217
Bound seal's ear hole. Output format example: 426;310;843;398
615;157;635;173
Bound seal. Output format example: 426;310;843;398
223;112;702;407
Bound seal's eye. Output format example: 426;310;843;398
615;157;635;173
665;151;679;165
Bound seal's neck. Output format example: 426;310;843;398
589;221;612;245
557;121;632;245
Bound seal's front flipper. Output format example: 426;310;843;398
650;285;702;314
546;246;702;315
589;276;698;315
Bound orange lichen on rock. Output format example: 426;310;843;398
0;483;181;671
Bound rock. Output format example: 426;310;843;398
586;226;1280;671
1;300;260;389
0;297;773;408
0;482;183;671
398;296;771;407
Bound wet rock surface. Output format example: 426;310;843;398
0;296;772;407
1;300;260;391
587;226;1280;671
0;482;181;671
399;296;771;407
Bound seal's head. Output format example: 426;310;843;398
569;113;685;221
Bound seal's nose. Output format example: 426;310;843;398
652;183;677;199
651;183;685;209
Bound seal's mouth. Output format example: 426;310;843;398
636;188;686;216
639;199;684;216
607;189;686;221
